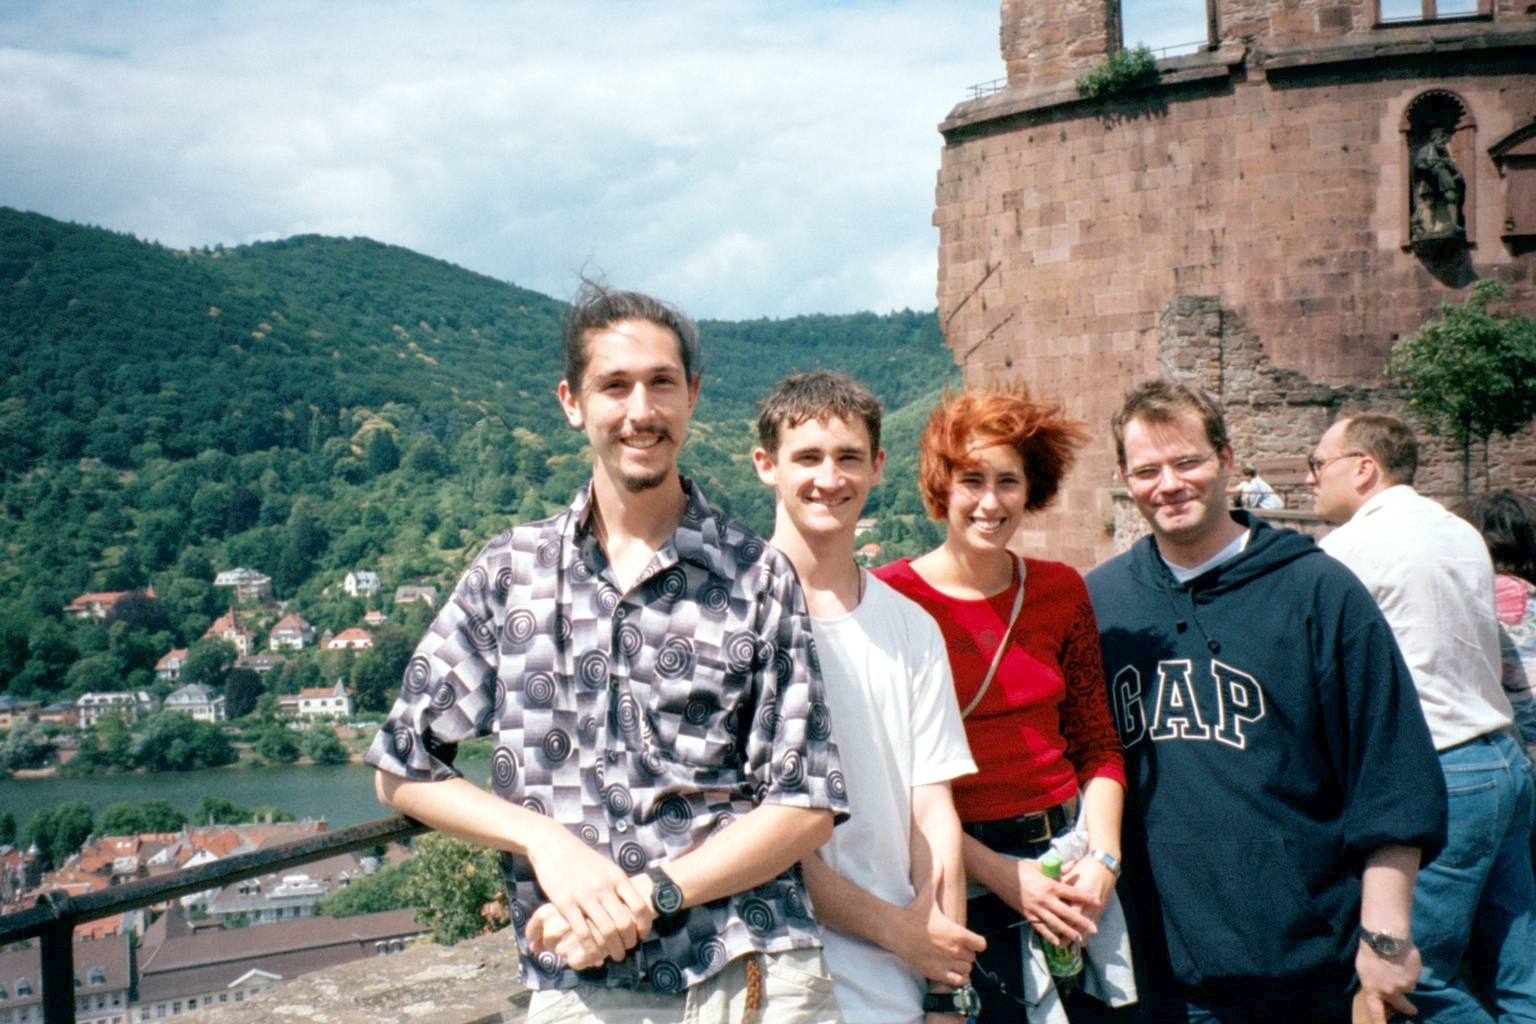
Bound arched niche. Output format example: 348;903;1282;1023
1400;89;1476;256
1489;121;1536;256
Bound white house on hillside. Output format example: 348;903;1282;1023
212;568;271;603
268;614;314;651
77;691;157;728
165;684;226;723
279;681;353;720
343;571;380;597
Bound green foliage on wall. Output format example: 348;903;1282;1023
1076;44;1159;99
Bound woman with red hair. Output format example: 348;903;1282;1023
873;386;1130;1022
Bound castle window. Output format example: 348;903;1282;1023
1377;0;1487;23
1490;121;1536;255
1120;0;1212;57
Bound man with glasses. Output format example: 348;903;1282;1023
1084;380;1446;1024
1312;413;1536;1024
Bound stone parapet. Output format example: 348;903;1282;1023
177;930;529;1024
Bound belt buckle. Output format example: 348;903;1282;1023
1021;811;1052;845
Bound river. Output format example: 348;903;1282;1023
0;755;491;833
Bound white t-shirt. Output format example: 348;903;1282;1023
1320;485;1512;750
811;575;977;1024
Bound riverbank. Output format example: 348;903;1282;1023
0;754;492;831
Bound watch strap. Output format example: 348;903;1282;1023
1360;929;1412;957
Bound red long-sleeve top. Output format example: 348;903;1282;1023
874;557;1126;823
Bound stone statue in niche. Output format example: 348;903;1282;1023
1411;127;1466;248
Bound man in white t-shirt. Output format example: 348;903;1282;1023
753;371;985;1024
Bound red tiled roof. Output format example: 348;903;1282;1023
205;609;251;637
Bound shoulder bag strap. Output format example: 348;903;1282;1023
960;554;1026;719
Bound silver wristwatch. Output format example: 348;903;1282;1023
1085;847;1121;879
1359;929;1412;957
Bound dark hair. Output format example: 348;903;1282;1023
917;385;1087;518
561;280;702;393
756;371;882;456
1466;490;1536;581
1340;413;1418;486
1110;379;1230;469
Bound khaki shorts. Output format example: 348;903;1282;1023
524;948;845;1024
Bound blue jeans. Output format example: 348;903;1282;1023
1411;731;1536;1024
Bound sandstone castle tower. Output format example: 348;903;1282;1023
935;0;1536;567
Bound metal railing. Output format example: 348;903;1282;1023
967;77;1008;100
0;815;429;1024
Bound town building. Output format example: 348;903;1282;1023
934;0;1536;567
267;613;313;650
324;628;373;651
362;609;387;627
131;906;424;1021
212;569;271;603
76;692;157;728
163;684;225;723
278;682;353;721
392;585;437;608
154;648;188;683
201;852;370;927
0;696;41;730
63;587;156;620
342;571;380;598
0;935;133;1024
202;609;253;657
39;701;79;728
235;653;287;675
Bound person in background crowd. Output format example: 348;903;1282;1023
1312;412;1536;1024
1235;466;1282;510
752;371;985;1024
1088;380;1445;1024
875;386;1135;1024
1464;489;1536;763
367;283;848;1024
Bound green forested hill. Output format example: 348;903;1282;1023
0;207;953;715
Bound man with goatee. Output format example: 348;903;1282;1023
367;283;848;1024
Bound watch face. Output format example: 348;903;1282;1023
653;879;684;915
1364;932;1408;956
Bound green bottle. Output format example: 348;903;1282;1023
1037;853;1083;987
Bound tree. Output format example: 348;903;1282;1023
2;720;56;772
23;800;95;870
301;726;350;764
318;858;420;917
193;794;295;826
366;430;400;477
0;809;15;846
98;799;186;836
254;723;301;763
1387;280;1536;494
181;639;238;688
104;592;172;635
403;831;506;944
129;712;237;771
224;667;263;720
70;710;133;775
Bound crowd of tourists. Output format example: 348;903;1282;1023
363;283;1536;1024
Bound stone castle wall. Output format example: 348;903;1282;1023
935;8;1536;569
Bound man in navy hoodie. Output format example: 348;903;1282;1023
1084;380;1446;1024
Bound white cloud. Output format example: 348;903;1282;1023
0;0;1002;318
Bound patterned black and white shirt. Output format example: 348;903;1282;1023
366;478;848;993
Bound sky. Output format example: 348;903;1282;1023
0;0;1203;320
